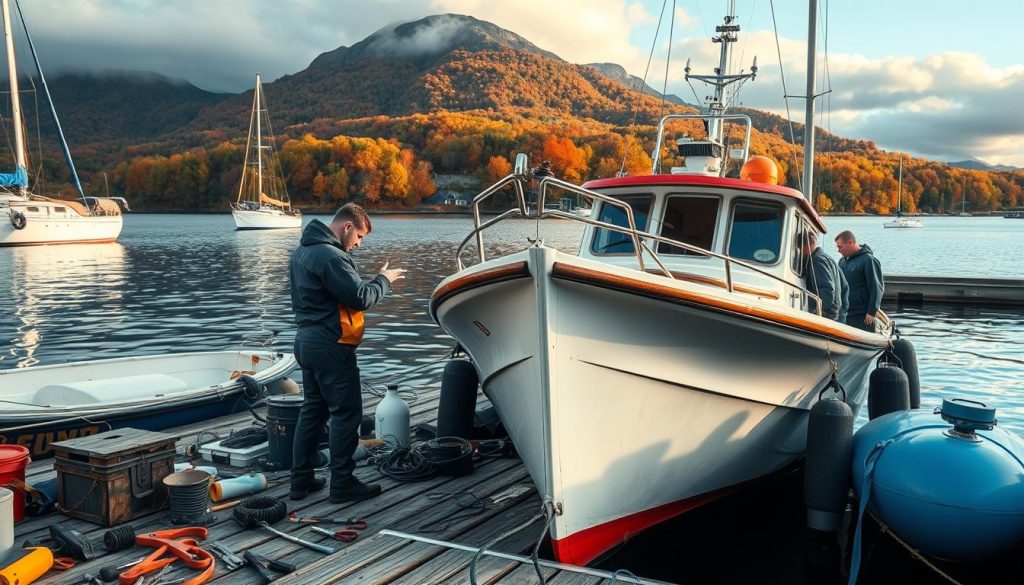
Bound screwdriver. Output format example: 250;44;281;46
99;558;144;582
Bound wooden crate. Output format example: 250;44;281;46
51;428;177;526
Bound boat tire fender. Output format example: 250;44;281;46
892;337;920;408
867;365;910;420
10;211;26;230
239;375;262;400
233;495;287;528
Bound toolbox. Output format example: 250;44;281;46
198;439;269;468
52;428;177;526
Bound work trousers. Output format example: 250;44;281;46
291;339;362;489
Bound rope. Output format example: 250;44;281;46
769;0;804;192
469;500;553;585
233;495;288;528
618;0;669;176
871;513;964;585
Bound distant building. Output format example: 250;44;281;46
424;189;468;206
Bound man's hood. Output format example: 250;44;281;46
300;219;341;248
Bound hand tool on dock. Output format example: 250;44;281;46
118;528;214;585
308;520;367;542
287;512;366;525
205;542;244;571
258;521;335;554
99;558;144;582
241;551;296;584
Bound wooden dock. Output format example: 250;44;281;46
13;385;666;585
883;275;1024;305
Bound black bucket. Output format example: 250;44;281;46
265;395;304;471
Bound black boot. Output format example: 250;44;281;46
289;476;327;501
329;478;381;503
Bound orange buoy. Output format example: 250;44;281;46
740;156;779;185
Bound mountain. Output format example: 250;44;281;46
947;158;1020;171
47;72;230;147
585;62;687;106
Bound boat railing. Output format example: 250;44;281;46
456;158;824;316
650;114;753;174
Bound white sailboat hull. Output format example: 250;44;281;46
232;208;301;230
883;217;923;229
1;207;122;246
433;246;886;565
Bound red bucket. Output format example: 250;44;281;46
0;445;31;523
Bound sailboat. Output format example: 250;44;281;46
231;74;301;230
883;154;923;228
0;0;125;246
430;0;891;566
958;177;972;216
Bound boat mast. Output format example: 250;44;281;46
255;74;263;203
2;0;26;196
15;0;85;200
800;0;818;202
896;153;903;216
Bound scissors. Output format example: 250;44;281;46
309;520;367;542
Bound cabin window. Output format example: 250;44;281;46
26;206;39;212
791;217;814;276
53;206;65;213
657;195;720;255
727;200;785;265
590;194;653;255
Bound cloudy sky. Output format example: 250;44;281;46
16;0;1024;166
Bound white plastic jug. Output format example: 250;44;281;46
0;487;13;560
375;386;410;448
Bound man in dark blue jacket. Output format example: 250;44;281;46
797;231;848;321
289;203;405;502
835;230;883;332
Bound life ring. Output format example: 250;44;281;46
10;211;26;230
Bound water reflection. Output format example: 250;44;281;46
3;243;127;367
0;214;1021;433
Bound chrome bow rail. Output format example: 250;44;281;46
453;154;825;315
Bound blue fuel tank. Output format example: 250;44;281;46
851;397;1024;560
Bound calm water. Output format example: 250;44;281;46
1;214;1021;432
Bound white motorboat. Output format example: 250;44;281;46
430;4;891;565
0;350;296;458
231;74;301;230
883;154;922;228
0;0;126;246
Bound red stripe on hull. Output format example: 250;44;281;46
551;488;735;566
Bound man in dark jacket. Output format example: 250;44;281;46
289;203;405;502
835;230;883;332
797;231;848;321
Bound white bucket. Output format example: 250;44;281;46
0;487;13;559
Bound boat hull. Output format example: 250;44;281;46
232;208;301;230
0;350;297;458
0;211;122;246
432;247;886;565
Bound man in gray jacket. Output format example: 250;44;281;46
797;231;848;321
835;230;884;332
289;203;405;502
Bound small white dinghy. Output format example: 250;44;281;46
0;350;297;458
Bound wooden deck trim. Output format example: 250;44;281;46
430;261;530;316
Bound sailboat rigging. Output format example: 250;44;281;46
231;74;301;230
0;0;125;246
884;153;922;228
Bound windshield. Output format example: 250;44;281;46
590;194;653;254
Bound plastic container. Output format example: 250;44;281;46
375;386;410;448
0;445;30;523
0;487;14;558
265;394;304;470
210;473;268;502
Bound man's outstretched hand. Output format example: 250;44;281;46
379;261;407;282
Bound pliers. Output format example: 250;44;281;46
243;551;295;584
309;520;368;542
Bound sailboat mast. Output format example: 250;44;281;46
800;0;818;202
1;0;26;195
255;74;263;202
897;153;903;215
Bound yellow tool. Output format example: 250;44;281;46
0;546;54;585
